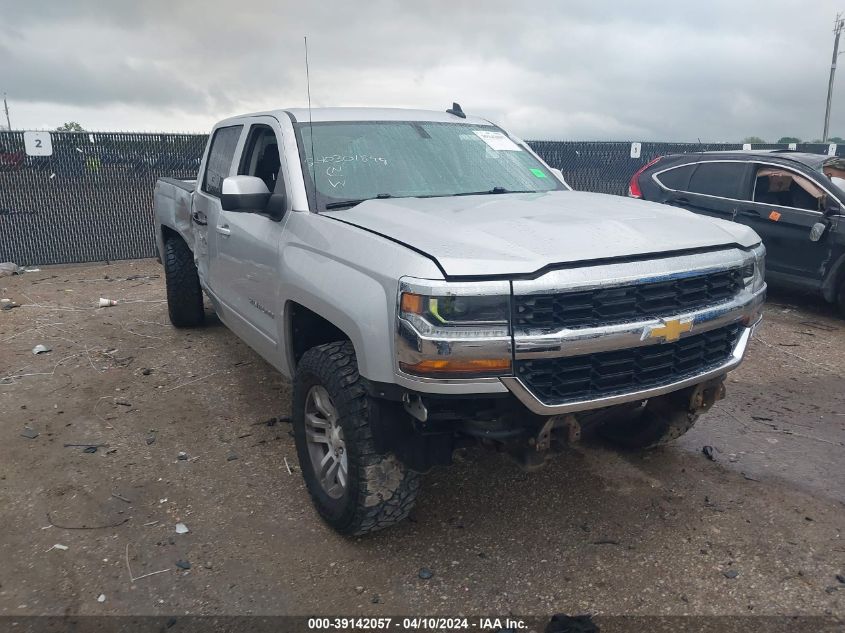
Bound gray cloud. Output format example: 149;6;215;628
0;0;842;141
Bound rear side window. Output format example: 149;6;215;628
687;162;749;199
654;164;695;190
202;125;243;197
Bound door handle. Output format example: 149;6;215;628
739;209;761;217
191;211;207;226
216;224;231;237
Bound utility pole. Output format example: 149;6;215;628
824;14;845;142
2;93;10;131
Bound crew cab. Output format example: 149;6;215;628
629;150;845;314
154;106;766;535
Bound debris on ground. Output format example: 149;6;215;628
723;569;739;579
175;523;189;534
141;368;153;376
355;586;364;594
1;298;20;310
45;544;69;553
111;493;132;504
418;568;434;580
175;560;191;570
98;298;118;308
97;594;106;603
63;443;108;451
20;427;39;439
177;451;188;461
837;573;845;584
226;452;238;462
146;433;156;445
702;445;716;461
0;262;22;277
32;344;52;355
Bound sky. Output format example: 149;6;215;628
1;0;844;142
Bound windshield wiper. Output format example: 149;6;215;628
450;187;537;197
324;193;393;210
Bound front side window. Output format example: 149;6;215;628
752;166;824;211
238;125;282;193
202;125;243;197
295;121;563;210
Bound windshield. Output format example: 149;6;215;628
295;121;564;210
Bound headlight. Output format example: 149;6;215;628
744;244;766;291
397;288;512;378
401;293;509;329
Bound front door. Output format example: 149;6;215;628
210;118;290;352
736;165;833;283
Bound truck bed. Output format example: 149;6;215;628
154;177;198;258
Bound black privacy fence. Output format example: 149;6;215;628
2;130;845;266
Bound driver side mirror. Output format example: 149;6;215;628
221;176;271;212
822;193;841;216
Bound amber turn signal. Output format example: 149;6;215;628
400;292;424;314
400;358;511;377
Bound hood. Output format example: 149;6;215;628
323;191;760;277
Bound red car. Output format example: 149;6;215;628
0;146;25;170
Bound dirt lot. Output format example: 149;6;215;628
0;259;843;617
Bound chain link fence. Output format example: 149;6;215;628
2;131;844;266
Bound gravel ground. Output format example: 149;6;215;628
0;259;843;618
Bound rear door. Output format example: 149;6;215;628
656;160;751;222
192;124;244;293
735;164;832;282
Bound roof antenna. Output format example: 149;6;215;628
446;102;466;118
304;36;317;199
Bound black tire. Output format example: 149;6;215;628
599;390;700;449
292;341;420;536
163;236;204;328
837;279;845;317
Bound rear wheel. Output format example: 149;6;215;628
292;341;420;535
163;236;204;328
837;279;845;317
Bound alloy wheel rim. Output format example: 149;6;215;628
304;385;348;499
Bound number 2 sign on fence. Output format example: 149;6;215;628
23;131;53;157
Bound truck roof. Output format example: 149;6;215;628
219;107;494;127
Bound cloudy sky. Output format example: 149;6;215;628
1;0;843;141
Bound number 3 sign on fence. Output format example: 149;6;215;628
24;131;53;156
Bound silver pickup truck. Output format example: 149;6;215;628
154;105;766;535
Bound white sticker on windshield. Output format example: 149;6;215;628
472;130;522;152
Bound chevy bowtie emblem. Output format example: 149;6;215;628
645;318;693;343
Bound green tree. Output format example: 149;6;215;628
777;136;802;143
743;136;765;144
56;121;85;132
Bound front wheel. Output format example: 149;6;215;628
292;341;420;535
599;388;703;449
